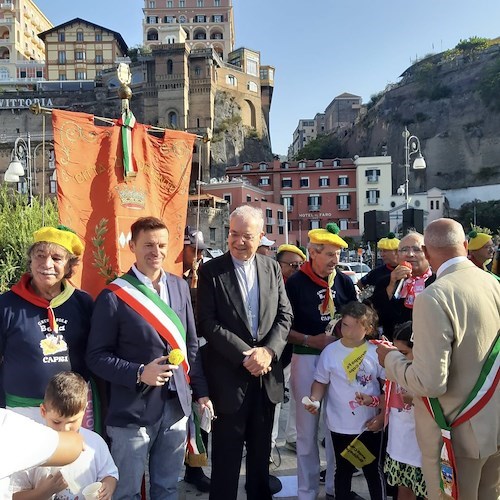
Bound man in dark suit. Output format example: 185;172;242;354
86;216;210;500
197;205;293;500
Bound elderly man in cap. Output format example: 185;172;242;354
0;225;93;422
468;229;499;281
286;223;357;500
358;233;399;290
256;235;275;257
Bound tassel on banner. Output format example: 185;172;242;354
185;406;208;467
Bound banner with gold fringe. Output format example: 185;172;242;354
51;109;196;297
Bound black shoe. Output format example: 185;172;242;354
319;469;326;483
245;474;282;494
269;475;282;495
184;468;211;493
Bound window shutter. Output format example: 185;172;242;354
347;195;351;203
336;195;340;204
377;169;381;176
366;191;369;199
318;196;322;205
365;170;369;177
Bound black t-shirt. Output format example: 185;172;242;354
370;272;436;340
286;270;357;337
359;264;394;288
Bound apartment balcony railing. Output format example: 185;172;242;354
338;204;350;210
308;204;320;211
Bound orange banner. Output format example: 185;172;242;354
52;109;195;298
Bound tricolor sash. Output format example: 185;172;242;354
108;274;190;378
422;332;499;499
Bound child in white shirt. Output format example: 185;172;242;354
305;301;386;500
357;321;427;500
11;372;118;500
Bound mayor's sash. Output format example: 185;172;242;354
108;274;190;379
422;332;499;500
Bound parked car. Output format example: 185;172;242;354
337;262;371;283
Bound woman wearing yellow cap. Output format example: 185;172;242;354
0;225;93;423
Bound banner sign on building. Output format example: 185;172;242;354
52;109;195;297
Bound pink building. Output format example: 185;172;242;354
218;158;359;247
201;178;288;250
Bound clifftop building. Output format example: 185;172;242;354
143;0;235;61
0;0;52;84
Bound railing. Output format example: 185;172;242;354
338;204;350;210
266;217;275;225
309;204;320;211
366;176;379;183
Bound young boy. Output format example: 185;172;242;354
11;372;118;500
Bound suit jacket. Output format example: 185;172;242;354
385;259;500;459
197;252;293;414
86;269;207;427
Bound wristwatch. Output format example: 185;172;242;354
136;364;145;384
302;334;309;347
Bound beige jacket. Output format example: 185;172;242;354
385;259;500;459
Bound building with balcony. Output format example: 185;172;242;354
39;18;128;81
0;0;51;84
224;158;366;247
186;193;229;251
198;177;288;249
143;0;234;61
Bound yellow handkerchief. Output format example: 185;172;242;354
343;343;367;382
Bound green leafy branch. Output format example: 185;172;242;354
92;218;118;283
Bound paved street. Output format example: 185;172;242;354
177;397;371;499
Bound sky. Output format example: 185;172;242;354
35;1;500;156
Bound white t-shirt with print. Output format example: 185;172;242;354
314;340;385;434
11;427;118;499
387;386;422;467
0;409;59;499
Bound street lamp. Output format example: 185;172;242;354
399;126;426;209
4;134;54;213
5;134;34;206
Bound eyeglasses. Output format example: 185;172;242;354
281;261;303;269
228;231;257;242
398;246;424;254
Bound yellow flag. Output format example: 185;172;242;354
341;436;376;468
343;343;367;382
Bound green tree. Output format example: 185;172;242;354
127;44;152;62
456;199;500;234
0;185;58;292
455;36;489;60
295;134;344;160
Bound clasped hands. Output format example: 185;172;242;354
242;347;273;377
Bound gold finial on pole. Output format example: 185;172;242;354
117;62;132;114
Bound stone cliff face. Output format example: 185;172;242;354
210;90;273;177
341;44;500;193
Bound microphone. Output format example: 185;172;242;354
393;261;412;299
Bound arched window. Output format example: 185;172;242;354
167;59;173;75
168;111;178;128
147;29;159;41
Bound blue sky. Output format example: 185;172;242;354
35;0;500;155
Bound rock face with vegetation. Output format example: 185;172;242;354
210;90;273;177
339;37;500;193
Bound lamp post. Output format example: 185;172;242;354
4;134;53;214
398;126;426;209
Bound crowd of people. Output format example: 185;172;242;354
0;209;499;500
